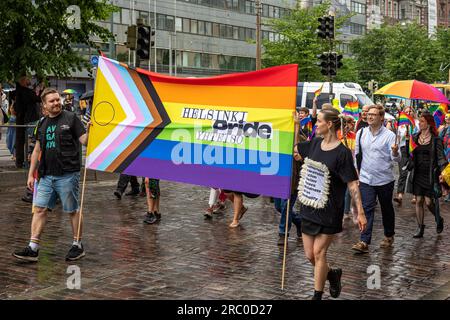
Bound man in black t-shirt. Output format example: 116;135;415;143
13;88;89;262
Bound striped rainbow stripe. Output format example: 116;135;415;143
86;57;298;199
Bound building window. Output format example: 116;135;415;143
113;11;121;24
175;17;182;32
351;1;366;15
262;4;269;17
232;0;239;10
213;23;220;37
239;27;246;40
205;22;212;36
245;28;253;40
226;25;233;38
201;53;211;68
245;0;255;14
350;23;366;35
273;7;279;18
191;19;198;34
198;20;205;35
166;15;175;31
183;18;190;32
233;26;239;39
220;24;226;37
121;8;130;25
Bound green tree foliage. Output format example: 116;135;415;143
0;0;117;82
333;57;360;83
384;23;440;83
262;2;351;82
350;27;392;84
351;23;445;85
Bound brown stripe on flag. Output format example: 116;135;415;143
106;68;164;172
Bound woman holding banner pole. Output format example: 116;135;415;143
293;108;366;300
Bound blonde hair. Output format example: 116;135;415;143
321;103;333;110
320;108;347;147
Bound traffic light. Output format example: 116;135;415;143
137;25;151;59
336;53;343;68
126;25;137;50
317;15;335;40
329;52;343;76
317;52;331;76
317;52;343;77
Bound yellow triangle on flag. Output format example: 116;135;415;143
87;68;127;157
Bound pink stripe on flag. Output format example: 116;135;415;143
90;59;145;168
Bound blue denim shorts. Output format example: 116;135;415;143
34;172;80;213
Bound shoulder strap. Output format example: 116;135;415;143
358;127;364;155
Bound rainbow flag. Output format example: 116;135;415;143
433;103;448;127
342;101;359;120
300;116;312;132
408;132;417;157
314;83;324;97
339;131;356;150
309;125;317;141
398;111;415;129
86;57;298;199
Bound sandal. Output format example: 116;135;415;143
229;221;240;228
237;206;248;220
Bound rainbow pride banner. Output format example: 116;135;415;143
342;101;359;120
398;111;415;128
433;103;448;128
86;57;298;199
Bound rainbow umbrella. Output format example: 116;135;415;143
374;80;450;104
63;88;76;94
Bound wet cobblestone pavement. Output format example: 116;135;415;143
1;179;450;300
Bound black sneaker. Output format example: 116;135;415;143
21;194;33;203
13;246;39;262
143;212;157;224
327;268;342;298
66;244;85;261
114;190;122;200
154;212;162;222
125;189;140;196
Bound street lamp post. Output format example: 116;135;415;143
255;0;261;70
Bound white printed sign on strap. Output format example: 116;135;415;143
297;157;331;209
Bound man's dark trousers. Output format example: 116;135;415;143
360;181;396;244
116;174;140;193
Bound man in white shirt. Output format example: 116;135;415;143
352;105;401;253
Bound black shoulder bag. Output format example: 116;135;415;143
356;128;364;171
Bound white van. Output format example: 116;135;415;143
296;82;395;120
297;82;374;111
